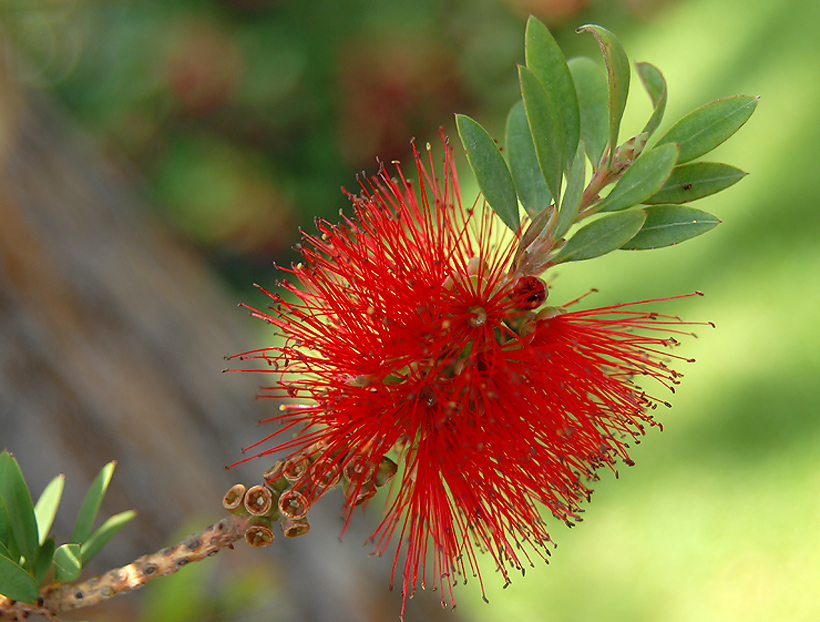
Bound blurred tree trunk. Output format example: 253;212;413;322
0;56;460;622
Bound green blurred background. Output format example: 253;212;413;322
2;0;818;620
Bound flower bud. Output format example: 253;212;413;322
351;485;377;507
535;306;567;321
612;132;649;172
511;276;547;310
375;456;398;487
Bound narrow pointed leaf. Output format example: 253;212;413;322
644;162;747;204
556;142;586;238
525;16;580;172
568;56;608;168
53;543;82;583
636;62;667;137
655;95;759;164
621;204;719;249
597;143;679;212
0;453;39;572
505;100;552;213
34;537;55;585
0;555;39;603
71;461;116;544
553;209;646;263
0;461;11;557
577;25;630;166
0;540;11;560
0;499;16;566
34;475;64;546
456;114;520;231
519;65;564;203
80;510;137;566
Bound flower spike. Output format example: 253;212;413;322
229;132;707;613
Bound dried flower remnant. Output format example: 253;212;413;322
227;135;705;613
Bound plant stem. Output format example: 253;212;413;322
577;165;616;220
40;514;249;615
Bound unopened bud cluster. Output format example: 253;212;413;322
223;443;398;547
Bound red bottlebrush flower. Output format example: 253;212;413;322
228;135;702;613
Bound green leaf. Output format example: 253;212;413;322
553;209;646;263
34;475;64;546
0;500;15;567
636;61;667;138
53;543;82;583
0;554;39;603
0;459;11;557
505;100;552;214
577;25;630;166
34;537;55;585
80;510;136;566
0;452;39;572
455;113;520;231
597;143;679;213
71;461;116;545
568;56;608;168
644;162;747;204
555;141;586;239
0;539;12;561
525;16;580;172
655;95;759;164
621;204;720;249
519;65;564;203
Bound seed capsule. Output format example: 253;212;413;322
244;484;275;517
222;484;246;514
278;488;310;520
280;516;310;538
245;519;275;548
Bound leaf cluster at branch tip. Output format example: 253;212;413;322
1;450;135;604
456;16;757;266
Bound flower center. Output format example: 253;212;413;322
468;306;487;327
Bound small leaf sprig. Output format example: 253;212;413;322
456;17;757;264
0;450;135;617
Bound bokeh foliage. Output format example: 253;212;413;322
2;0;819;620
